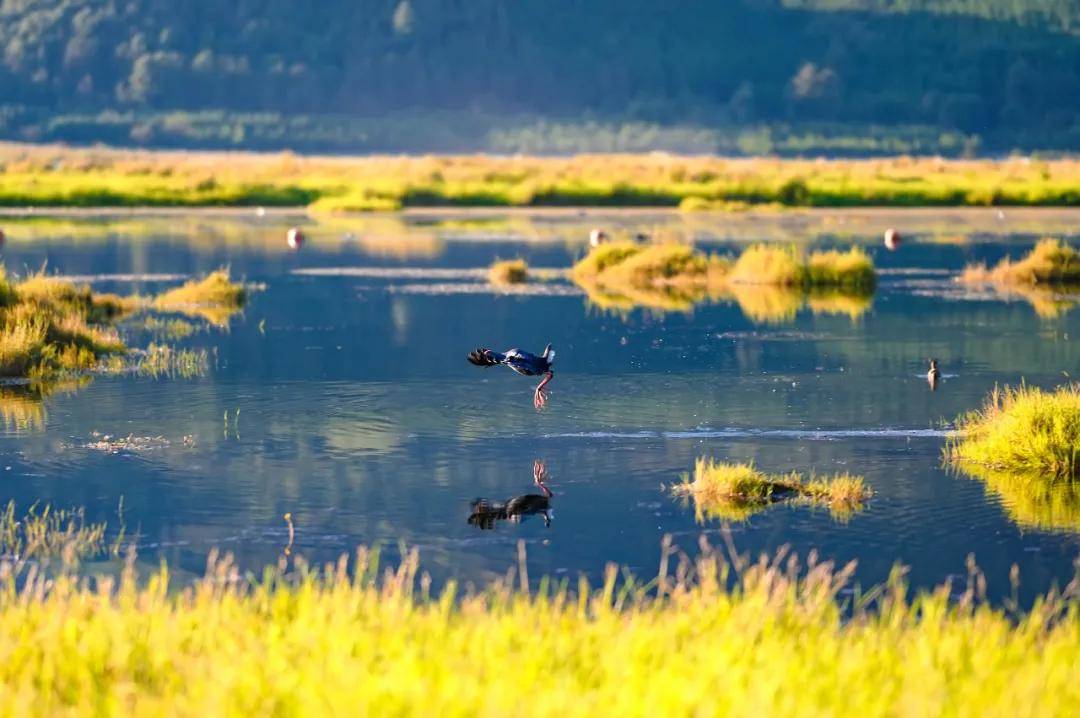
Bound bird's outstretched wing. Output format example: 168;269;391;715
467;348;503;367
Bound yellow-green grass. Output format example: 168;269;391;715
573;242;874;318
672;458;872;522
0;501;106;562
488;259;529;285
3;143;1080;210
728;244;876;289
154;270;246;309
961;238;1080;286
0;270;129;378
153;270;247;326
946;384;1080;479
0;546;1076;715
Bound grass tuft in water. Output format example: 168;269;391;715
0;270;130;378
488;259;529;285
672;458;872;522
728;244;875;289
961;238;1080;286
946;383;1080;479
153;270;247;326
0;543;1074;714
0;501;106;563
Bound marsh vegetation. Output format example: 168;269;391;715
0;543;1074;715
2;145;1079;211
672;458;872;522
573;241;876;319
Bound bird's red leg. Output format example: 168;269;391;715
533;372;553;409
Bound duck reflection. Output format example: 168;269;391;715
468;460;554;529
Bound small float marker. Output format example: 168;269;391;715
883;227;901;251
286;227;305;250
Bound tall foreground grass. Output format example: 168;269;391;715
2;143;1079;209
0;544;1076;716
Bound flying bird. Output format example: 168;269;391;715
468;343;555;409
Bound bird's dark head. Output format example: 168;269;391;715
929;358;938;369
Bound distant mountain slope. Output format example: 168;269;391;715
0;0;1077;152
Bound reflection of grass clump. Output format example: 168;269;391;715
946;384;1080;479
0;501;106;562
959;465;1080;534
0;379;88;433
672;458;872;522
488;259;529;285
961;239;1080;286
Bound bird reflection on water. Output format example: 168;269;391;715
468;460;554;529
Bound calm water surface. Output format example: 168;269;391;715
1;210;1078;602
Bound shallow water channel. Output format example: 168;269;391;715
0;209;1077;603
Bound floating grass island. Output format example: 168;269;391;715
946;384;1080;480
573;241;875;319
0;543;1074;714
2;143;1080;210
946;384;1080;533
672;458;873;522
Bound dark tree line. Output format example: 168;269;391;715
0;0;1078;149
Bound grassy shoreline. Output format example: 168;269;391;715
0;543;1076;716
2;143;1079;211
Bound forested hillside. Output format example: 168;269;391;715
1;0;1078;153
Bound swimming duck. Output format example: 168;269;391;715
927;358;940;391
468;343;555;409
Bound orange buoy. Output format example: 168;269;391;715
883;227;901;251
286;227;304;250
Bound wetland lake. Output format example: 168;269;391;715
1;209;1077;602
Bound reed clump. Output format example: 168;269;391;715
154;270;246;309
672;458;872;521
0;501;106;562
488;259;529;285
0;269;129;378
960;238;1080;286
573;242;874;317
946;384;1080;479
153;270;247;326
728;244;875;289
0;544;1075;715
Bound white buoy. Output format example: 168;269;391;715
589;228;608;247
255;206;266;218
286;227;305;250
883;227;901;251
